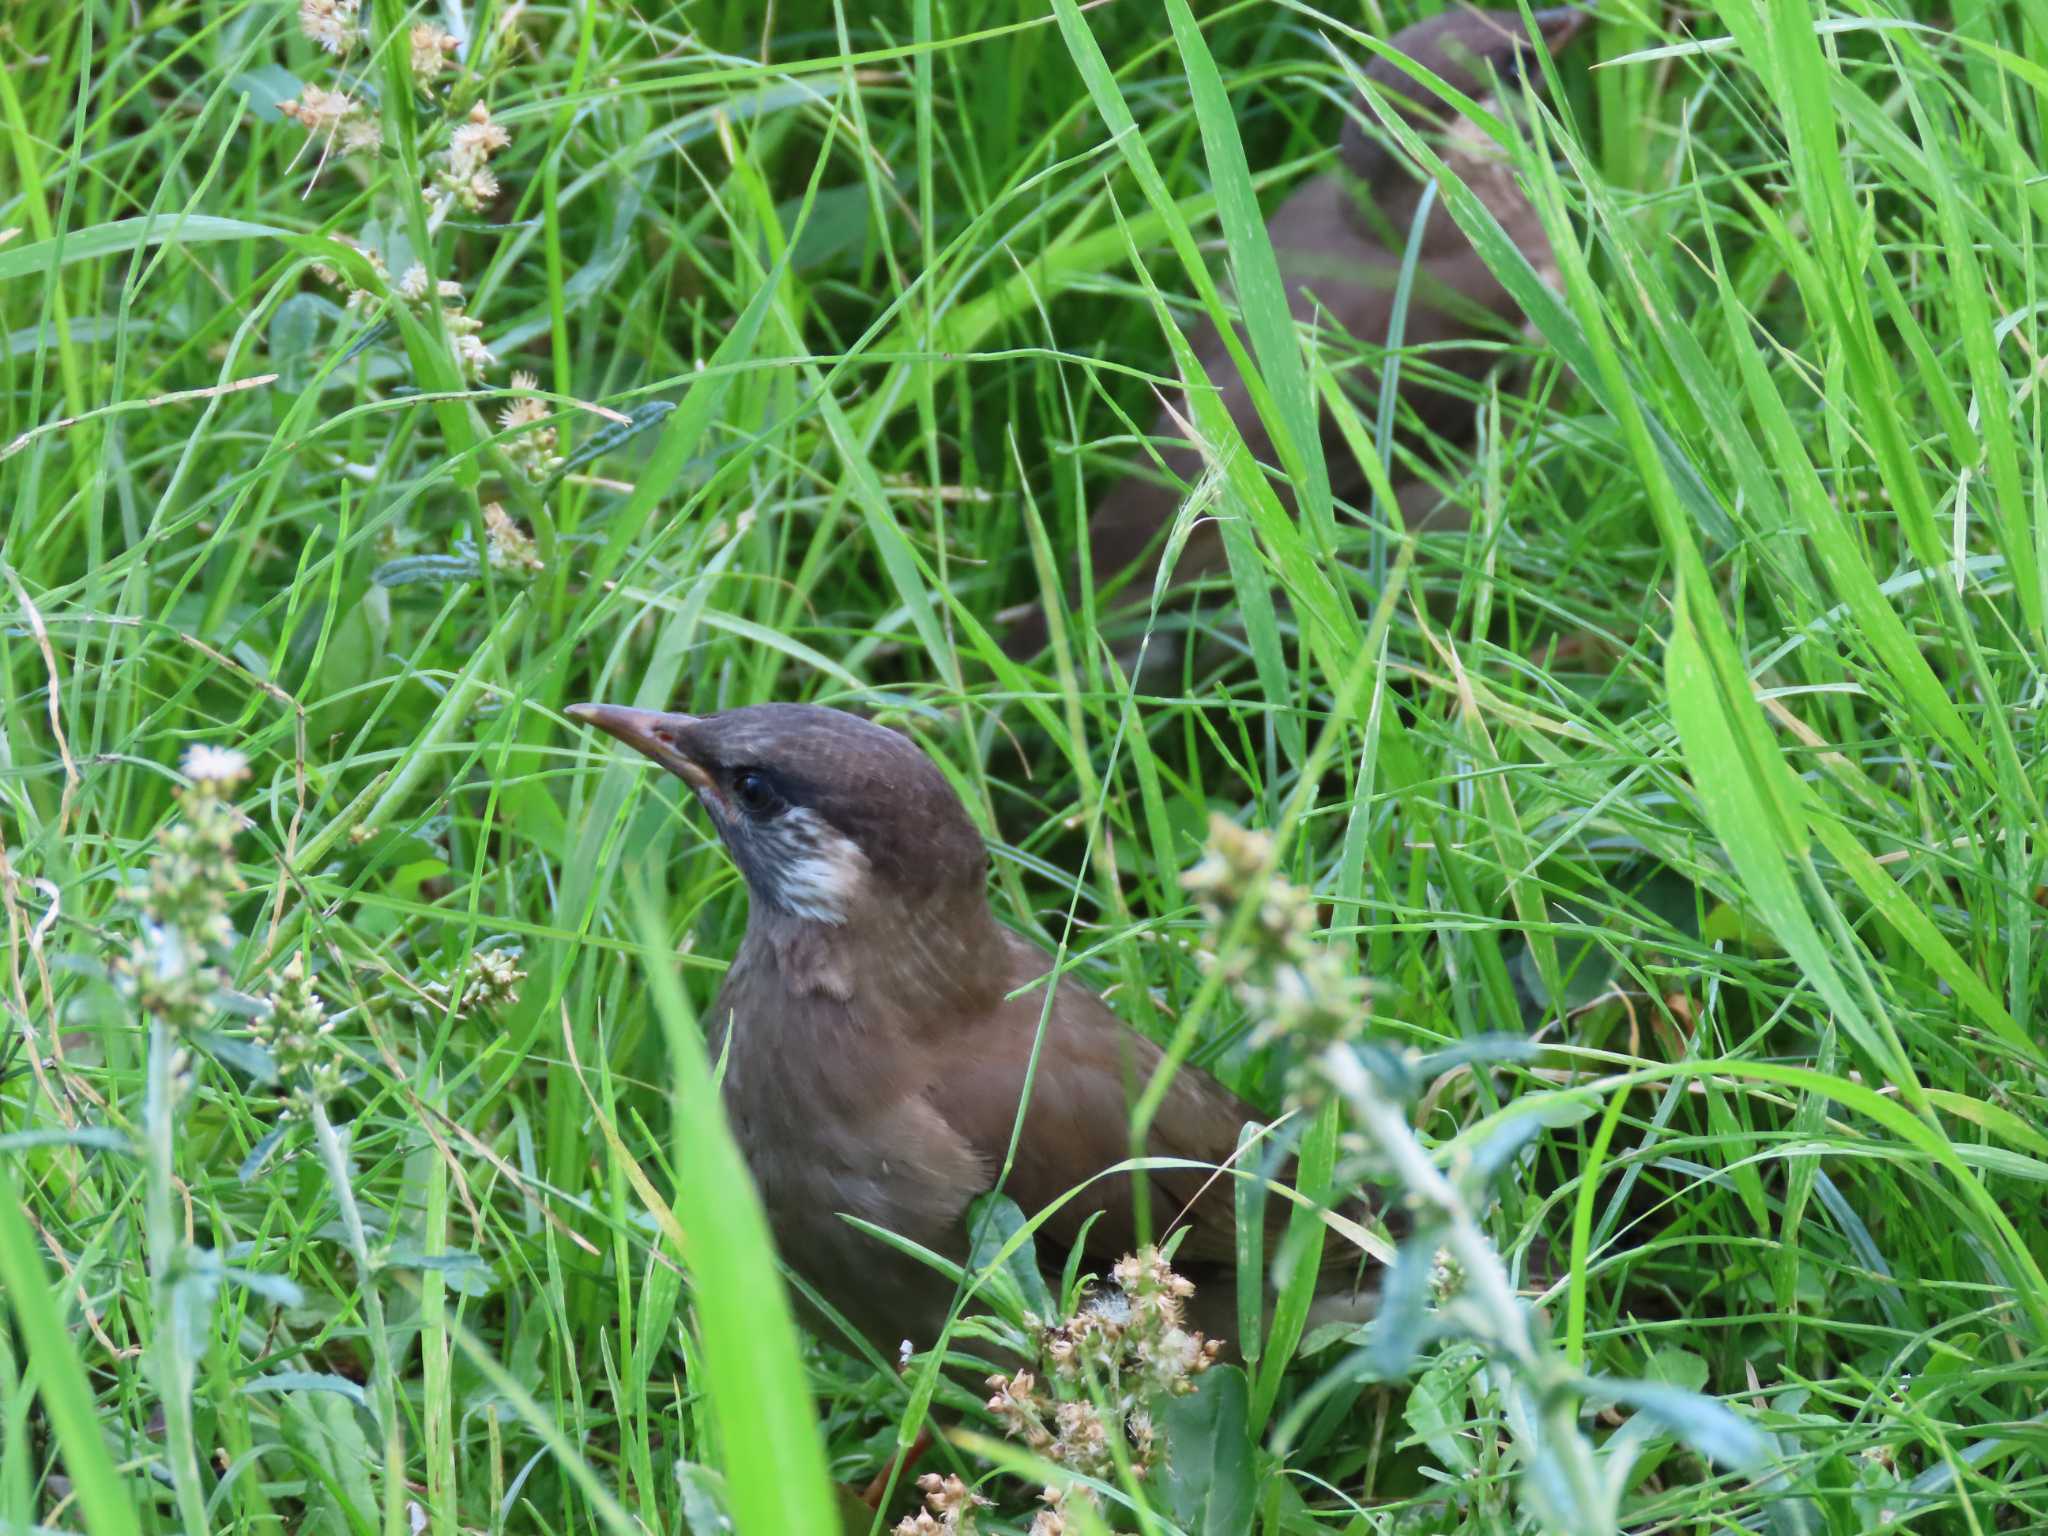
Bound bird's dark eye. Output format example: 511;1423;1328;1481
729;768;782;818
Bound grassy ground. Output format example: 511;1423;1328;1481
3;0;2046;1531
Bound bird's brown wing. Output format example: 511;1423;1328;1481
933;936;1264;1272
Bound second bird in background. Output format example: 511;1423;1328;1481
1005;6;1587;661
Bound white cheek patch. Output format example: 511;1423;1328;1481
757;807;868;925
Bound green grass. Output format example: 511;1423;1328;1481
4;0;2047;1531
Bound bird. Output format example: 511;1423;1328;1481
566;699;1372;1357
1003;6;1586;661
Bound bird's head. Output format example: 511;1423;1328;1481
567;701;989;928
1339;6;1585;183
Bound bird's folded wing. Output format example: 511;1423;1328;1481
936;956;1264;1272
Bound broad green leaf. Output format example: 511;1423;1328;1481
1155;1364;1257;1535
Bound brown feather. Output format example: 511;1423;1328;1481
568;700;1377;1356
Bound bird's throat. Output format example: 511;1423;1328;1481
747;891;1010;1025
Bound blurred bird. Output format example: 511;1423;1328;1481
1003;6;1586;661
567;699;1375;1356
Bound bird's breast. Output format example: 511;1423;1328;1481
708;943;992;1322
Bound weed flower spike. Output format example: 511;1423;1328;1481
892;1473;991;1535
296;0;360;55
973;1246;1219;1533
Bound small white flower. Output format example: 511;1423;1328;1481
278;85;380;162
409;23;459;88
499;371;547;431
278;83;358;134
181;745;251;789
449;103;510;170
482;504;543;575
453;330;497;380
338;114;382;155
298;0;361;54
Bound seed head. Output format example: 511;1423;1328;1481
278;85;381;157
297;0;361;55
890;1473;990;1536
482;505;542;576
499;372;563;480
409;23;459;89
259;954;347;1107
432;102;511;212
1182;813;1368;1055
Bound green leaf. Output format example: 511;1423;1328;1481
0;214;361;282
585;259;784;595
1161;0;1331;533
1251;1095;1336;1431
630;883;838;1536
1048;0;1359;711
0;1163;146;1536
242;1371;372;1412
0;1127;132;1155
1642;1345;1709;1396
1154;1364;1257;1535
269;292;325;391
1404;1359;1477;1474
1664;582;1912;1101
1592;1377;1767;1472
544;399;677;489
966;1190;1056;1322
380;1247;497;1297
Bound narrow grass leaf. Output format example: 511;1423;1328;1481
0;1164;145;1536
628;880;837;1536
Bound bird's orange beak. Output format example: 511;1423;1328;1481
566;703;715;795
